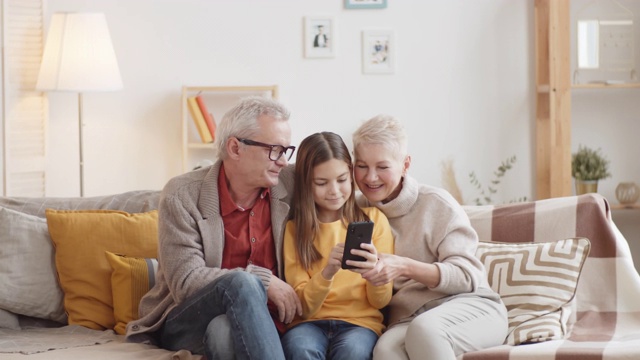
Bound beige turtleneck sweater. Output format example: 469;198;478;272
357;175;501;328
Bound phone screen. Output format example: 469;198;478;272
341;221;374;269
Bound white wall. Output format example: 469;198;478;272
44;0;537;203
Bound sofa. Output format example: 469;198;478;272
0;190;200;360
0;190;638;360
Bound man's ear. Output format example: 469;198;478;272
226;137;242;160
402;155;411;176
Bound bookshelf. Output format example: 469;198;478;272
181;85;279;173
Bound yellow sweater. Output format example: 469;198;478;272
283;207;394;335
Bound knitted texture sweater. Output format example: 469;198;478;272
357;175;500;328
127;161;294;340
283;207;394;335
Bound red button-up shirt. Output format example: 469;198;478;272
217;165;284;332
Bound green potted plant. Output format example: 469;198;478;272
571;145;611;195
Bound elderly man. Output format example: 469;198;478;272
127;96;302;360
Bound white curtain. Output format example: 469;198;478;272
1;0;47;196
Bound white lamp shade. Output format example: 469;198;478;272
36;13;123;92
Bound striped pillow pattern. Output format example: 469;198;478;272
475;238;591;345
106;252;158;335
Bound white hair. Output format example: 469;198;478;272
352;114;408;161
213;96;290;160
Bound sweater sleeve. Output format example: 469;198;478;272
283;221;333;319
427;196;485;295
158;188;230;303
365;208;394;309
159;185;272;303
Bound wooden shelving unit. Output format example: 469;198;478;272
610;203;640;210
572;83;640;89
534;0;572;199
180;85;279;174
533;0;638;200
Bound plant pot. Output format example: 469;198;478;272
575;180;598;195
615;182;640;205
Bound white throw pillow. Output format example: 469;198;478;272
475;238;590;345
0;207;66;323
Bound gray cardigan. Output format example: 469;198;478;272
126;160;294;340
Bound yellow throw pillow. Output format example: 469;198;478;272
106;252;158;335
45;209;158;330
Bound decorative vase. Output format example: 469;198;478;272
615;182;640;205
575;180;598;195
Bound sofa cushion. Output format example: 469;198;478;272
106;252;158;335
0;206;66;324
45;209;158;331
475;237;590;345
0;308;20;330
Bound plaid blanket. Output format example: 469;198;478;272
461;193;640;360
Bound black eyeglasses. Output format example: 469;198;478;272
236;138;296;161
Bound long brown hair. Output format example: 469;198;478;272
291;132;369;270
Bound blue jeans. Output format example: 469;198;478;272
159;271;284;360
281;320;378;360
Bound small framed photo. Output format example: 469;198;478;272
345;0;387;9
304;16;335;58
362;29;395;74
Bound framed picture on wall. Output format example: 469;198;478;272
304;16;335;58
362;29;395;74
345;0;387;9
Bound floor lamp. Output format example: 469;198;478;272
36;13;123;197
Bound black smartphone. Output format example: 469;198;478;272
341;221;374;270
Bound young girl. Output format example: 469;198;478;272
281;132;394;360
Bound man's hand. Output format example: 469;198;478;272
267;275;302;324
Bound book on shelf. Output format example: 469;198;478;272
186;96;213;143
195;95;216;141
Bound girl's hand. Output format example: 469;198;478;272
346;242;379;274
361;253;404;286
321;243;345;280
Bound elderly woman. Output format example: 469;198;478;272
352;115;508;360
